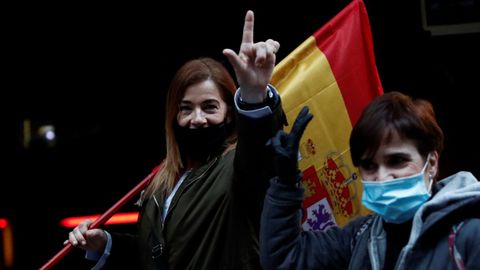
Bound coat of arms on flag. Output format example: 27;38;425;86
272;0;383;229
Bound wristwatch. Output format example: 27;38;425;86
237;87;277;110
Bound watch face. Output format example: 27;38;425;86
267;88;274;98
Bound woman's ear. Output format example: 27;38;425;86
429;151;440;179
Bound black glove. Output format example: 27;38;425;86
267;106;313;186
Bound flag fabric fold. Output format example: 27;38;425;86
272;0;383;229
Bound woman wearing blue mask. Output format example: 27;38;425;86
260;92;480;270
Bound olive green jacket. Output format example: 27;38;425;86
104;95;285;270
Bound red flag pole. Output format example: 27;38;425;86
39;166;160;270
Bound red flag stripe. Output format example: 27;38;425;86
314;0;383;125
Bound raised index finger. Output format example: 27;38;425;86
241;10;254;45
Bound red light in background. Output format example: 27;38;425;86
1;218;14;267
60;212;139;228
0;219;8;229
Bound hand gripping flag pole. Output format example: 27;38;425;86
39;166;160;270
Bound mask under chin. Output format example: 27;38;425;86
174;123;228;161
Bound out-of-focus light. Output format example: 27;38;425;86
45;130;56;141
0;218;8;229
23;120;58;149
60;212;139;228
1;218;14;267
38;125;56;147
23;119;31;149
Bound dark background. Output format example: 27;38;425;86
3;0;479;269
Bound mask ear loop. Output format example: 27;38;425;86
427;173;434;193
424;153;434;193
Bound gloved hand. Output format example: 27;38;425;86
267;106;313;186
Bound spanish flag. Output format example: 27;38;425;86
272;0;383;230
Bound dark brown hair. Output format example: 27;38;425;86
350;91;444;167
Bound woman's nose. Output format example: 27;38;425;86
191;109;207;126
375;166;393;181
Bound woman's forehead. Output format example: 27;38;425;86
376;133;419;156
182;80;223;101
362;131;419;160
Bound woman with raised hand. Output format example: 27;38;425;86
66;10;285;270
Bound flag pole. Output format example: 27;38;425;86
39;167;159;270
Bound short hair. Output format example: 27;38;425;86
349;91;444;166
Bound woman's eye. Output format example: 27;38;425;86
387;156;407;167
179;105;192;112
359;160;376;171
203;104;218;112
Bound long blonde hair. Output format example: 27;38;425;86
144;58;237;198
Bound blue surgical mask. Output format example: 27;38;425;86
361;156;432;224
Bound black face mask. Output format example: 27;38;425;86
174;123;229;162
